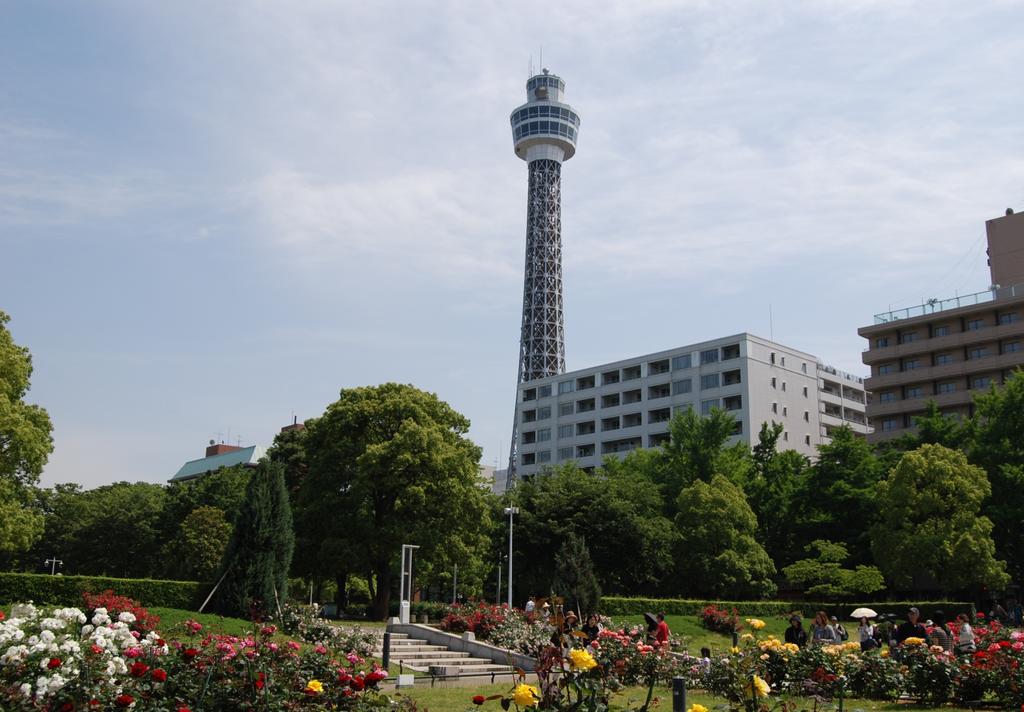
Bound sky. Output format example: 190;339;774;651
2;0;1023;489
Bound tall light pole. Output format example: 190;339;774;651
504;507;519;608
398;544;419;624
45;557;62;575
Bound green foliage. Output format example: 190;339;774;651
164;506;232;581
213;461;294;618
29;481;167;578
659;408;751;497
781;539;885;597
551;532;601;615
298;383;490;619
598;596;973;618
0;478;43;555
0;572;206;608
871;443;1009;592
511;462;676;597
743;422;810;566
0;311;54;487
674;474;776;598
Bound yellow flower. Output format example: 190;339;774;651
783;643;800;654
741;633;754;642
746;618;766;630
687;705;709;712
744;675;770;698
881;649;890;658
731;646;740;654
512;684;540;707
904;637;925;646
568;648;597;671
305;679;323;695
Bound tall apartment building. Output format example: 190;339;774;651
859;209;1024;442
513;333;869;477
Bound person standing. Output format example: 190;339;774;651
581;614;601;642
857;616;877;650
955;613;976;654
655;612;671;648
785;615;808;648
894;607;929;645
525;596;536;615
830;615;848;641
811;611;839;646
929;611;953;652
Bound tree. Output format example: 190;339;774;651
744;422;810;566
782;540;885;598
165;506;232;581
0;478;43;555
213;461;294;618
552;533;601;616
0;311;53;486
511;462;677;598
297;383;490;620
870;444;1008;593
674;474;776;598
794;426;885;566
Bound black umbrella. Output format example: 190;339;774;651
643;612;658;629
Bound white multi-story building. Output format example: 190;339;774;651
513;333;869;478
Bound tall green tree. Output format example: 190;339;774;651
552;533;601;616
744;422;810;566
164;506;232;581
213;461;294;618
870;444;1008;593
781;539;885;598
298;383;490;619
0;478;43;556
969;371;1024;581
0;311;53;487
674;474;776;598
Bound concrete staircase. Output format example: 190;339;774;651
380;632;513;676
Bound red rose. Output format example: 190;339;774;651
366;669;387;683
350;677;365;691
338;669;352;683
48;657;62;669
115;695;134;708
129;661;149;677
183;648;199;659
151;668;167;682
91;644;103;654
0;611;6;620
473;695;487;705
60;703;74;712
255;671;266;690
177;708;191;712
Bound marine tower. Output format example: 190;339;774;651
506;69;581;489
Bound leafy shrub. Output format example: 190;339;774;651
439;601;507;639
81;590;160;634
486;609;554;657
0;573;207;609
699;605;742;634
279;602;378;655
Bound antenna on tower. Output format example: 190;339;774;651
539;46;543;73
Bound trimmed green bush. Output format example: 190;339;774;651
0;573;210;609
599;596;973;620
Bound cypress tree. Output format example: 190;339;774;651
213;461;294;619
552;532;601;616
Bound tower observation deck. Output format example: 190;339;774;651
506;69;581;489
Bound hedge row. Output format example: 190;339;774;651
0;573;210;610
599;597;975;620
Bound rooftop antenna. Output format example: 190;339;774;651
528;55;533;77
215;431;224;444
236;435;242;447
539;46;543;72
226;427;231;446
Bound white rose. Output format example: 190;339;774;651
117;612;136;624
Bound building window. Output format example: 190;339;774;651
700;349;719;365
576;398;595;412
558;380;574;394
969;347;988;360
967;318;985;331
623;412;642;427
576;375;595;390
723;395;742;411
879;392;896;402
601;393;620;408
537;406;551;420
973;376;992;389
805;435;811;445
906;386;923;399
1004;341;1021;353
575;444;594;458
999;312;1019;325
700;399;718;416
538;384;552;398
937;382;957;394
875;337;890;348
521;452;535;465
880;418;898;432
722;344;740;360
722;369;742;386
557;424;574;439
622;365;642;380
671;354;692;370
557;447;573;461
648;359;670;375
782;406;788;416
648;384;671;399
783;431;789;441
522;388;536;401
772;402;778;414
536;450;551;463
649;408;671;423
878;364;894;375
558;401;574;416
802;362;808;373
522;409;536;422
700;373;720;390
933;325;950;337
623;388;642;404
536;428;551;442
803;386;809;397
803;411;810;422
602;370;620;385
935;353;953;365
781;356;786;366
901;331;918;343
576;421;595;436
672;378;692;395
771;377;777;388
732;421;743;435
601;417;620;432
770;352;776;365
902;359;920;371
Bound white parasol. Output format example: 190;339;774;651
851;607;878;619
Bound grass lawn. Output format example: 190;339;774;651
395;682;977;712
616;614;793;654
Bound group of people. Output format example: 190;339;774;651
524;597;672;648
784;606;981;655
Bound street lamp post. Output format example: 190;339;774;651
503;507;519;608
398;544;419;624
45;557;62;575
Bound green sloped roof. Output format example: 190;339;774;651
169;445;267;482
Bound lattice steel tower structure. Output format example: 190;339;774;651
506;69;581;489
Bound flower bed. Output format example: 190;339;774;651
0;601;400;711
